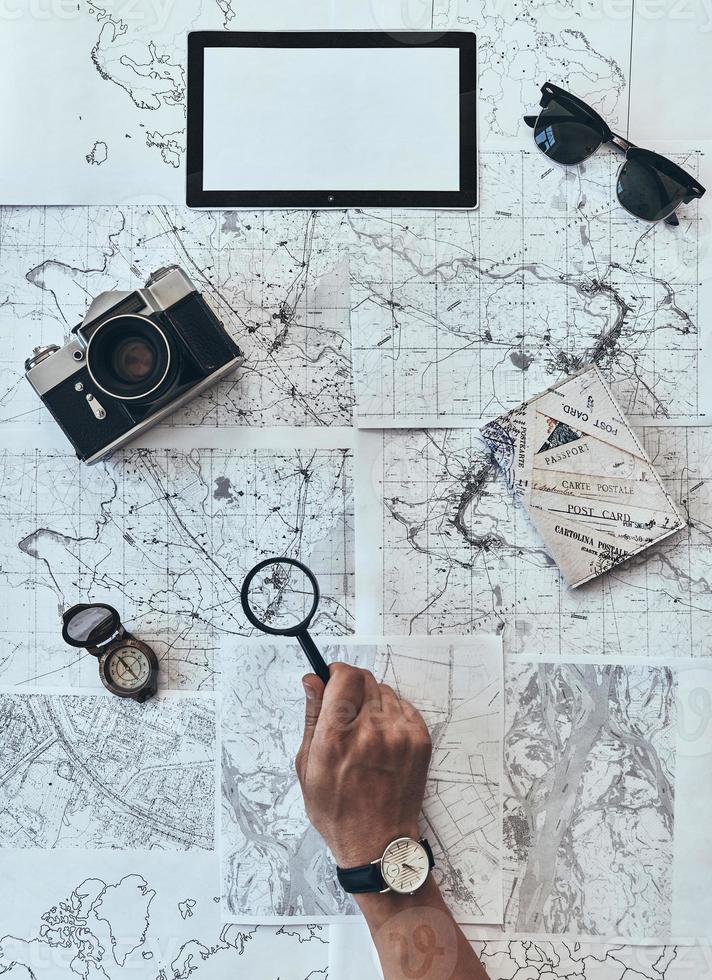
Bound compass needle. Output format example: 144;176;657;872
118;655;139;680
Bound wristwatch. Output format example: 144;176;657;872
337;837;435;895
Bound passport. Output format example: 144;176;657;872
482;366;686;588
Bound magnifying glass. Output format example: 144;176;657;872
240;557;330;686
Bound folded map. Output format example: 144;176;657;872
482;366;686;588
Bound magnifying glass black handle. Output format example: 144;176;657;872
297;632;330;687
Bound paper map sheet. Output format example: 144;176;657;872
328;922;712;980
482;366;686;587
0;848;329;980
0;446;353;691
2;151;709;435
499;657;712;943
219;636;503;923
503;659;676;941
0;0;631;204
0;690;216;850
350;145;711;428
356;426;712;658
330;658;712;946
0;207;353;429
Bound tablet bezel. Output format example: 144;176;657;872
186;31;477;209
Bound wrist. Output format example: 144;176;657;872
355;874;444;926
329;822;422;868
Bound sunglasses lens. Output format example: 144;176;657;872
534;96;605;165
617;153;690;222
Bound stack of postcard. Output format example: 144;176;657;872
482;366;686;588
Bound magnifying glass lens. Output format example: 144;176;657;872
244;560;318;633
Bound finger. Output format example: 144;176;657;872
379;682;403;714
356;669;385;729
400;697;432;741
319;662;366;734
361;668;382;710
401;698;428;731
296;673;325;777
399;696;422;721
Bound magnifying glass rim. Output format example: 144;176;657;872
61;602;121;648
240;557;320;637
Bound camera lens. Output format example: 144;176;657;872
86;314;175;401
112;338;158;383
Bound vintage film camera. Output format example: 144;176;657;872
25;266;243;463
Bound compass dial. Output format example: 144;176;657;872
380;838;430;894
105;646;152;692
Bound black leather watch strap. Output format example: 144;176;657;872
336;859;386;893
337;838;435;894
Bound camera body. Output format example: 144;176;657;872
25;266;243;463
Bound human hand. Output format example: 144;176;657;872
295;662;432;869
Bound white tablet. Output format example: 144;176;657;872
187;31;477;209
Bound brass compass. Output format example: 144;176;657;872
61;603;159;702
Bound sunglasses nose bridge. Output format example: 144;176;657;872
609;132;635;154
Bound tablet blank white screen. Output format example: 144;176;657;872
202;46;461;192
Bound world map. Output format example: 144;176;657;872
0;0;634;203
0;850;329;980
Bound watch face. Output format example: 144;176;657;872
380;838;430;894
104;645;153;694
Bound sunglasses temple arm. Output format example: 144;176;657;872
298;631;331;686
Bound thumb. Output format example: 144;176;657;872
298;673;325;766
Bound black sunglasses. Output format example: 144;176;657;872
524;83;706;226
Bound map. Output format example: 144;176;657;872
0;0;633;203
0;206;352;429
0;0;709;972
330;925;712;978
350;146;710;428
220;637;503;922
474;941;712;979
0;447;354;690
362;425;712;659
503;660;676;939
434;0;630;138
0;848;329;979
0;692;216;850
